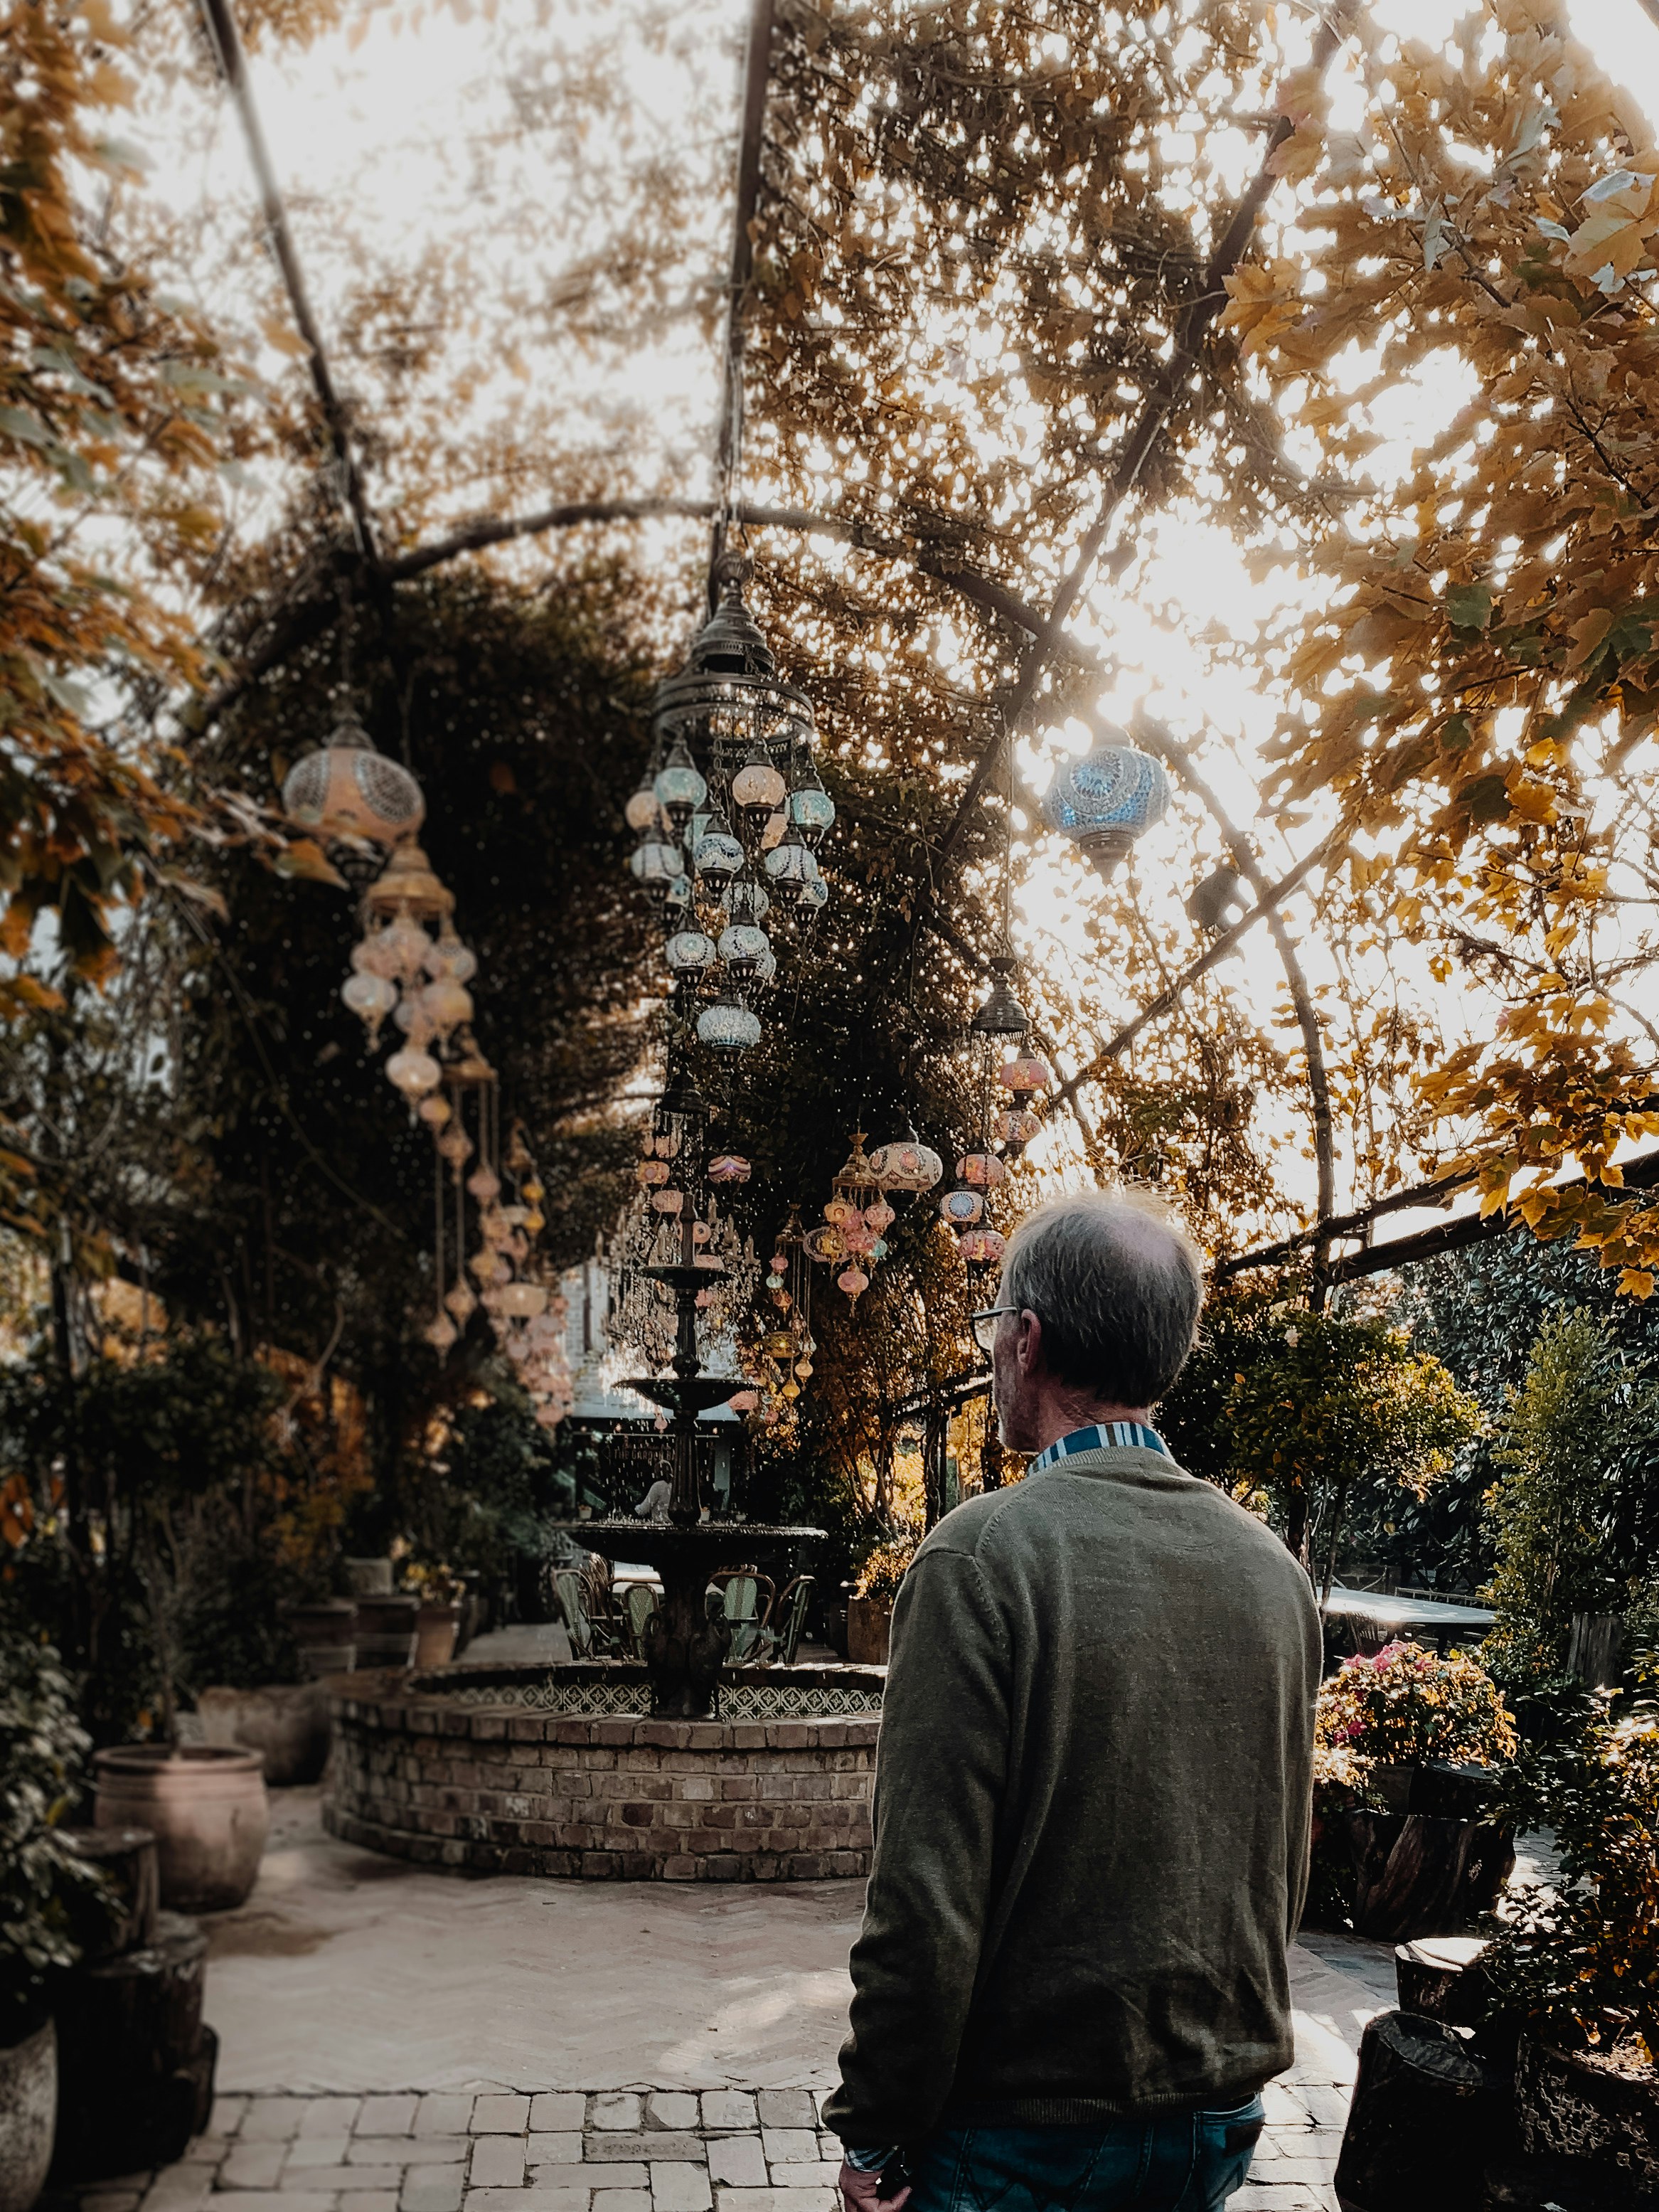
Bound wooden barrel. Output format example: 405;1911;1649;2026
282;1598;356;1680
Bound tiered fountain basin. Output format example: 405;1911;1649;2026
323;1658;884;1881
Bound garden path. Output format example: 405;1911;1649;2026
49;1788;1397;2212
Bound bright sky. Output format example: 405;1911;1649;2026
136;0;1659;1255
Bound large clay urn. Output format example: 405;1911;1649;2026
92;1745;270;1912
0;2019;56;2212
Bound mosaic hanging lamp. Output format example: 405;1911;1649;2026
1042;725;1172;878
282;702;425;867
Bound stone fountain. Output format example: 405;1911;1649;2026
550;1221;823;1718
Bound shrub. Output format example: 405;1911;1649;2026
1161;1282;1481;1573
853;1536;918;1602
0;1635;108;2038
1482;1310;1656;1690
1316;1640;1517;1769
1485;1681;1659;2063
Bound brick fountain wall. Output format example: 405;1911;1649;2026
324;1669;879;1881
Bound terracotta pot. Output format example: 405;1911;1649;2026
197;1682;331;1786
1517;2033;1659;2195
282;1598;356;1681
354;1592;417;1669
847;1594;892;1666
344;1556;394;1595
92;1746;270;1913
0;2019;55;2212
413;1602;461;1669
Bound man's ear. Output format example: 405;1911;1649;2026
1017;1309;1043;1377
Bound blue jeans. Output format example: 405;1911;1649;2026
905;2100;1266;2212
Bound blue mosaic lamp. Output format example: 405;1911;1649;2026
1042;725;1172;877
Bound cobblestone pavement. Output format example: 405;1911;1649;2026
49;1790;1384;2212
59;2083;1350;2212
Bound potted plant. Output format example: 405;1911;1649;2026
848;1536;916;1665
403;1560;465;1669
1483;1679;1659;2197
0;1637;108;2212
52;1337;283;1910
1308;1639;1517;1940
179;1538;332;1786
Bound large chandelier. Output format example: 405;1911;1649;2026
626;551;833;1053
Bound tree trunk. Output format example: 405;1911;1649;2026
1327;1812;1515;1943
922;1401;946;1531
981;1427;1006;1492
50;1911;215;2182
1566;1612;1623;1690
57;1827;160;1960
1334;2009;1509;2211
1320;1473;1353;1606
1394;1935;1489;2028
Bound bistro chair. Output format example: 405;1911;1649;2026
553;1568;614;1657
755;1575;814;1666
622;1581;660;1659
716;1570;776;1662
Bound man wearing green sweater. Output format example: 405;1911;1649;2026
825;1189;1320;2212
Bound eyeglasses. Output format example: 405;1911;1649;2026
969;1304;1020;1356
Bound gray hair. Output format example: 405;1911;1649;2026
1001;1187;1205;1405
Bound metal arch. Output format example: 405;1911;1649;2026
1122;715;1337;1290
708;0;778;597
195;0;379;564
895;10;1353;974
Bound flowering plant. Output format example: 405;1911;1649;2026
1316;1640;1517;1770
400;1559;465;1605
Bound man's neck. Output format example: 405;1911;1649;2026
1029;1398;1156;1457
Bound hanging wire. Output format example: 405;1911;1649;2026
432;1135;446;1334
336;565;354;704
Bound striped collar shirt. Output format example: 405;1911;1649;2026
1028;1420;1169;1474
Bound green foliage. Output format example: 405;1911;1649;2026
1316;1640;1517;1771
0;1334;304;1736
1161;1281;1481;1567
0;1634;109;2033
1485;1682;1659;2063
405;1391;577;1592
1481;1312;1657;1691
172;1542;304;1695
1399;1237;1659;1592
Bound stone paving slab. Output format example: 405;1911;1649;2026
42;1790;1392;2212
50;2083;1350;2212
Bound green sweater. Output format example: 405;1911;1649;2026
824;1443;1321;2146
